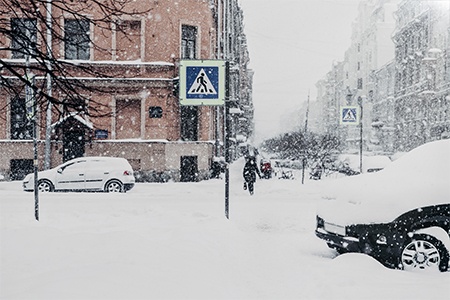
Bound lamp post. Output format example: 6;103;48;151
358;96;364;174
345;88;363;174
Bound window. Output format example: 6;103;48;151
180;106;198;141
115;20;141;61
181;25;197;59
180;25;198;140
64;160;86;172
10;97;32;140
11;18;37;59
115;99;141;139
65;19;90;60
149;106;163;118
368;90;373;103
357;78;363;90
172;78;179;97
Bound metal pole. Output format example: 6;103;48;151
302;91;310;184
359;98;363;174
33;74;38;221
223;0;230;219
26;52;39;221
225;61;230;219
215;0;221;157
44;0;52;170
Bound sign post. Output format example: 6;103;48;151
25;56;39;221
224;61;230;219
179;60;229;218
340;105;362;173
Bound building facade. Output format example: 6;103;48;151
0;0;254;181
314;0;450;154
392;0;450;151
315;0;400;153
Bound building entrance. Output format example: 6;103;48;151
180;156;198;182
63;130;85;162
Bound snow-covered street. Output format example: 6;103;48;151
1;159;449;300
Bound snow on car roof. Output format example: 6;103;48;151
69;156;127;162
317;139;450;225
63;157;131;167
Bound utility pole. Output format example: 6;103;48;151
215;0;221;158
358;96;363;174
225;62;230;219
44;0;52;170
302;91;310;184
224;0;230;219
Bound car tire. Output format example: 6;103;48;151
105;180;123;193
400;234;449;272
38;179;54;193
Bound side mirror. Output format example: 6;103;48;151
57;168;63;174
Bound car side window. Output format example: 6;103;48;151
86;160;106;170
61;161;86;172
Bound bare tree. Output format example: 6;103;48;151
260;131;343;165
0;0;152;119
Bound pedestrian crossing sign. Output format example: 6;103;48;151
179;60;226;106
340;106;360;125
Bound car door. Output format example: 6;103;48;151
55;160;86;190
84;160;108;190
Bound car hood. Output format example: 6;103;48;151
317;140;450;226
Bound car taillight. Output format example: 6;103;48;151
123;170;132;176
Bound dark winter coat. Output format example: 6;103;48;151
243;158;261;183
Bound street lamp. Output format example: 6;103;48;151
358;96;364;174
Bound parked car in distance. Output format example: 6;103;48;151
316;140;450;272
23;157;135;193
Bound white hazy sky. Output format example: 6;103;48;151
239;0;361;142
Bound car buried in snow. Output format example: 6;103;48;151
23;157;135;193
315;140;450;272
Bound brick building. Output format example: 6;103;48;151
0;0;253;181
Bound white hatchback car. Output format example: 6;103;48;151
23;157;135;193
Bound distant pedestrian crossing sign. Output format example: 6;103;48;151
340;106;360;125
179;60;226;106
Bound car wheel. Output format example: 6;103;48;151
400;234;449;272
38;180;54;193
105;180;123;193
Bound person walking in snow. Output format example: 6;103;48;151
243;156;261;195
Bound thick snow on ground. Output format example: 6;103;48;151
1;156;449;299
